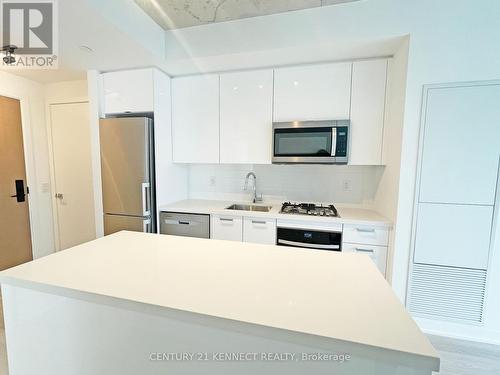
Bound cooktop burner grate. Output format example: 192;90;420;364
280;202;339;217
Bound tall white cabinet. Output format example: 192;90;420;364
172;75;220;163
220;70;273;164
349;60;388;165
408;82;500;324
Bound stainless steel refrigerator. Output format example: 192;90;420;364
99;117;155;235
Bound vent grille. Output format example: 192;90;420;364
408;263;487;323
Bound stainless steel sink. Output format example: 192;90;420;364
226;204;272;212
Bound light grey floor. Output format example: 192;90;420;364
0;329;498;374
428;334;500;375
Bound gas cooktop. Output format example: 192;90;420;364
280;202;339;217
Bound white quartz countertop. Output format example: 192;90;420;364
0;231;436;367
160;199;392;227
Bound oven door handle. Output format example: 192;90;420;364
278;239;340;250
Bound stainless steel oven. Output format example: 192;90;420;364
276;227;342;251
272;120;349;164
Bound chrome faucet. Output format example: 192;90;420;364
244;172;262;203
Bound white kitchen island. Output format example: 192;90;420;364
0;231;439;375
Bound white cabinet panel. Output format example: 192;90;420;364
220;70;273;164
273;62;352;122
211;215;243;242
414;203;493;269
172;75;220;163
103;69;154;114
343;243;387;275
349;60;387;165
419;84;500;205
342;224;389;246
243;217;276;245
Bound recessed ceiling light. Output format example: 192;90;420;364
79;45;94;53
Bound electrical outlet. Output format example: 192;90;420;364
342;179;352;192
209;175;216;187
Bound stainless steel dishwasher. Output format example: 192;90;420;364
159;212;210;239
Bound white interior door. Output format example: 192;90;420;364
50;102;96;250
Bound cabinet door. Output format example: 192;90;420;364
243;217;276;245
102;69;154;114
419;84;500;205
414;203;493;269
211;215;243;242
343;243;388;275
220;70;273;164
342;224;389;246
172;75;220;163
349;60;387;165
273;62;352;122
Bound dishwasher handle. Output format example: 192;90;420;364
163;219;199;226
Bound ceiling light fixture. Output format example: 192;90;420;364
79;45;94;53
1;45;17;65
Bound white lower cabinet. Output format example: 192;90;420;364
211;215;243;242
343;243;388;275
243;217;276;245
342;224;389;246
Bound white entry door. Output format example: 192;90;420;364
50;102;96;250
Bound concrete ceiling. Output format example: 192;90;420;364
135;0;360;30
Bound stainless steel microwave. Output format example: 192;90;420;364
272;120;349;164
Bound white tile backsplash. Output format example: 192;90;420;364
188;164;384;206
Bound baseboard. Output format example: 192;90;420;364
415;317;500;346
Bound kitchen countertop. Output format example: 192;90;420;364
0;231;437;369
160;199;392;227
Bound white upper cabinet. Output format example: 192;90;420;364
220;70;273;164
419;84;500;205
172;74;220;163
102;69;154;114
349;59;388;165
273;62;352;122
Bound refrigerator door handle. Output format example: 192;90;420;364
141;182;151;216
143;218;151;233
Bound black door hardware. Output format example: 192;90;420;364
10;179;27;202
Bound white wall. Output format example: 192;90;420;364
374;40;410;283
162;0;500;342
0;71;54;259
44;80;88;102
188;164;383;205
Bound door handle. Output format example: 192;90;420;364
10;179;26;202
355;228;376;233
355;248;375;253
143;219;151;233
141;182;150;216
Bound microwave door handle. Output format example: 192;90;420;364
331;128;337;157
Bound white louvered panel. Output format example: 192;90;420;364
408;263;487;323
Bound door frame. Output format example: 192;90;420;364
45;97;89;251
0;90;38;260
